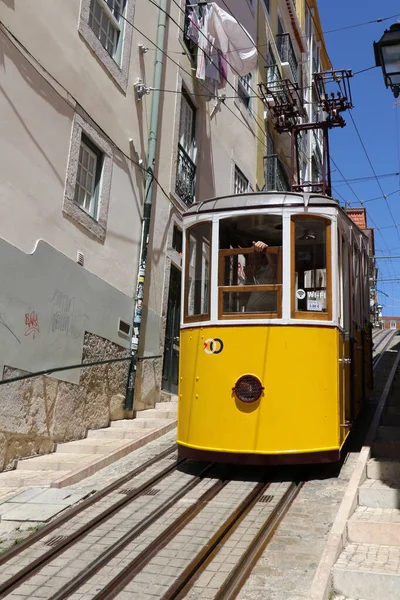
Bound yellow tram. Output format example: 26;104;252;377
177;192;373;465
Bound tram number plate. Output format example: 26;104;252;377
307;300;322;311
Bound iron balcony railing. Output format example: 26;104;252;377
264;154;290;192
266;64;281;85
276;33;298;82
176;144;196;206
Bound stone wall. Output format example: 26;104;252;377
0;332;129;470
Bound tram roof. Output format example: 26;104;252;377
184;192;340;215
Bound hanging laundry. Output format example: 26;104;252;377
207;2;257;77
196;6;210;80
187;9;200;44
205;35;221;82
218;50;228;88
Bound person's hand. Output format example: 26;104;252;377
252;241;268;253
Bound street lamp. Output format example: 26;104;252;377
374;23;400;98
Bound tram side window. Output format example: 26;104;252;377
218;214;282;317
292;217;331;318
185;222;211;320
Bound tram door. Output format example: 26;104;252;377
162;265;181;394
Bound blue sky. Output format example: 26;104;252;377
318;1;400;316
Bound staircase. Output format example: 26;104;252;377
333;377;400;600
0;400;177;491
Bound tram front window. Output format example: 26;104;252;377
292;217;331;318
218;215;282;317
185;222;211;321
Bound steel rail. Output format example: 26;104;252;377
213;482;303;600
373;329;398;368
48;462;216;600
91;481;267;600
160;482;269;600
0;451;185;597
0;444;177;567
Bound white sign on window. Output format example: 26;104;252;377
307;299;322;311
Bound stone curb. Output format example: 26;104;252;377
50;420;177;489
310;349;400;600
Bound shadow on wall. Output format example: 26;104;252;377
0;29;72;187
1;0;15;9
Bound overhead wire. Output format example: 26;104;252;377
107;0;273;152
323;12;400;35
0;21;173;202
310;0;400;286
166;0;272;144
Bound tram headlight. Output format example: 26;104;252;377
233;375;264;403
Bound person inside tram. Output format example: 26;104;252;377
244;240;278;312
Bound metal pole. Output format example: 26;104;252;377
125;0;168;411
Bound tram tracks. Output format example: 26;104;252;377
372;328;398;367
0;452;302;600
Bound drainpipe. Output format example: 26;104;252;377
125;0;168;411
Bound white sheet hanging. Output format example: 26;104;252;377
207;2;257;77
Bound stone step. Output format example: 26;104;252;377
86;428;148;440
372;441;400;459
16;454;95;472
110;418;176;429
367;458;400;481
377;426;400;442
0;470;71;488
155;401;178;410
348;506;400;546
359;479;400;509
55;439;126;455
333;542;400;600
136;408;177;420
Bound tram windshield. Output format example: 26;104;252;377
218;215;282;318
185;222;211;321
292;217;330;317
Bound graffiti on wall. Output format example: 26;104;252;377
24;311;39;339
50;289;88;339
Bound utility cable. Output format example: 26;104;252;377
106;0;271;151
324;12;400;35
0;22;173;203
347;110;400;245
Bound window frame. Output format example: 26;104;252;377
218;247;282;320
184;222;212;324
78;0;135;92
74;133;103;220
237;73;252;110
63;113;113;242
234;165;249;195
291;215;332;321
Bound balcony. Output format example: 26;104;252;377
276;33;298;82
264;154;290;191
176;144;196;206
266;64;281;86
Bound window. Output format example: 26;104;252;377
292;216;331;319
184;223;211;322
78;0;134;92
89;0;126;62
74;134;103;220
238;73;252;109
218;214;283;318
234;166;249;195
63;114;113;242
390;321;397;329
172;225;183;254
176;91;196;206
